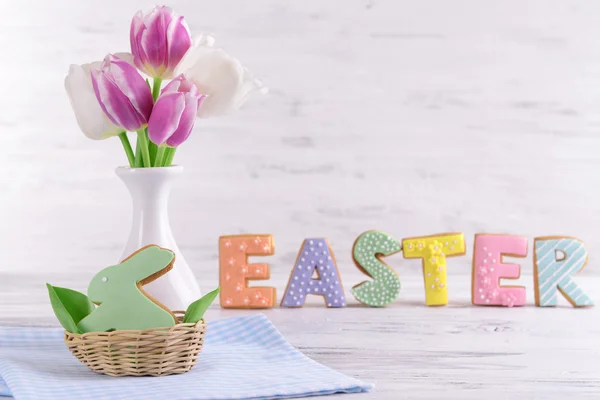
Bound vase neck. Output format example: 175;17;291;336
116;167;183;209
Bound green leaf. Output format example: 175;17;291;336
183;287;220;324
47;283;95;333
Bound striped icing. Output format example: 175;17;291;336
534;237;593;307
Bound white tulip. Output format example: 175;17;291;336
175;35;267;118
64;53;134;139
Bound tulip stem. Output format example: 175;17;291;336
154;146;167;167
134;136;142;168
163;147;177;167
136;129;151;167
148;79;163;163
118;132;135;168
152;78;162;101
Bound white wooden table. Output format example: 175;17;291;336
1;273;598;399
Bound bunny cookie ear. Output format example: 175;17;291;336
121;245;176;284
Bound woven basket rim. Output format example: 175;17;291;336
65;312;205;338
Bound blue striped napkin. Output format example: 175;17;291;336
0;314;371;400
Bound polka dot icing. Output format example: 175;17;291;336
472;234;526;307
351;230;401;307
534;236;593;307
219;235;276;309
402;233;465;306
281;238;345;308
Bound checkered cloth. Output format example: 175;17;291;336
0;314;371;399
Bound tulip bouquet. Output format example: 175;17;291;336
65;6;264;168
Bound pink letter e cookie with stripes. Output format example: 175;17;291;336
534;236;593;307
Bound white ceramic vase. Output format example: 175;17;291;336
116;166;201;311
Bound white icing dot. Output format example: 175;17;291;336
480;294;485;299
318;242;323;247
309;240;314;245
101;277;108;283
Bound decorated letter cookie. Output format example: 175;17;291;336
281;238;345;308
472;234;527;307
351;231;401;307
77;245;177;332
219;235;276;308
402;233;466;306
534;236;593;307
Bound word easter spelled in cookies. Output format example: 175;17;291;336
219;232;594;309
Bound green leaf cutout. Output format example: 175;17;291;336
47;283;95;334
183;287;220;324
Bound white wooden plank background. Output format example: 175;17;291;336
1;0;600;398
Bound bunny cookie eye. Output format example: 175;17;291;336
101;277;108;283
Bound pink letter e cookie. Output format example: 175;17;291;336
472;234;527;307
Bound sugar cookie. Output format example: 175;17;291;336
351;230;401;307
534;236;593;307
472;234;527;307
402;233;466;306
219;235;276;308
281;238;345;308
77;245;177;332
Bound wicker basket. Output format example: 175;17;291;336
64;312;206;377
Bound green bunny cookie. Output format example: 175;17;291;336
77;245;178;333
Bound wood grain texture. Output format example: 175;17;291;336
1;0;600;398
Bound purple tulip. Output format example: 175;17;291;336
130;6;192;79
90;54;153;132
147;75;206;147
